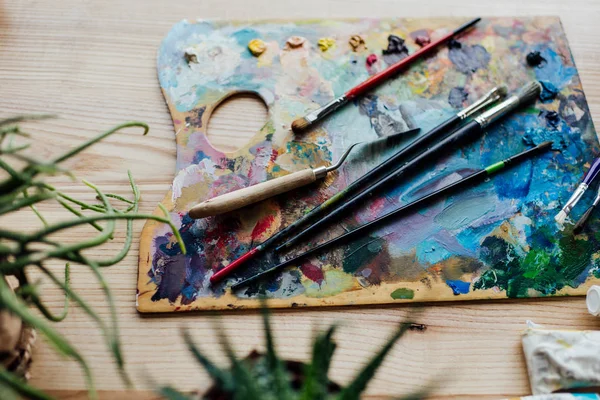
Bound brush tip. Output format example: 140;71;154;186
496;85;509;97
291;118;310;133
554;209;568;225
516;81;543;105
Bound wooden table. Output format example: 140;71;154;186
2;0;600;398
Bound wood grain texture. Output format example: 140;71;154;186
1;0;600;398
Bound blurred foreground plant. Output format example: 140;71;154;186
158;306;432;400
0;115;186;399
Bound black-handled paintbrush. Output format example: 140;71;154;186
276;81;542;252
231;141;553;290
209;86;507;283
573;186;600;234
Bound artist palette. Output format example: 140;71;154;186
138;17;600;312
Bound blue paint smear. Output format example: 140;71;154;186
232;28;260;49
539;80;559;103
533;47;577;89
446;279;471;295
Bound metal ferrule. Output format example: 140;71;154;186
457;87;506;120
474;95;520;128
304;96;349;124
592;188;600;207
313;166;328;179
561;182;589;216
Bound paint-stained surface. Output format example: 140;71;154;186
138;17;600;312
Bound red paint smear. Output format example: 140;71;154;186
269;148;278;164
366;54;378;67
369;197;387;215
251;215;276;241
300;261;324;284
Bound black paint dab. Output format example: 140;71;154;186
526;51;546;67
382;35;409;65
382;35;407;54
447;39;462;49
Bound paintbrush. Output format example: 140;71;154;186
277;81;542;252
555;157;600;225
231;141;553;290
208;86;507;284
290;18;481;133
189;128;420;219
573;185;600;234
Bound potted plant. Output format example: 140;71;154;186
158;306;432;400
0;115;185;399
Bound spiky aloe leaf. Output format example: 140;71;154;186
214;320;262;400
336;322;413;400
300;325;337;400
260;305;293;398
156;386;192;400
182;328;232;390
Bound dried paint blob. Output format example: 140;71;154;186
539;110;561;129
447;40;491;74
285;36;306;49
317;37;335;51
446;279;470;295
183;48;199;64
348;35;366;52
526;51;547;67
390;287;414;300
539;80;559;103
366;54;378;67
248;39;267;56
448;87;469;109
414;35;431;47
185;106;206;128
382;34;409;64
448;39;462;49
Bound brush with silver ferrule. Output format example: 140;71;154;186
290;18;481;133
208;85;506;284
232;141;553;291
556;157;600;225
276;81;542;252
573;185;600;234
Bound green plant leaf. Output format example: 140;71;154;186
182;328;232;389
0;368;55;400
214;320;262;400
300;325;337;400
17;263;71;322
0;277;96;399
156;386;192;400
260;304;293;398
336;322;413;400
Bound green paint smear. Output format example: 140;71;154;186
474;226;595;298
390;288;414;300
342;236;385;274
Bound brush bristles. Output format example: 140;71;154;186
291;117;310;133
554;209;568;225
516;81;542;105
497;85;509;97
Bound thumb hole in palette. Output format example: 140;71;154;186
206;92;268;153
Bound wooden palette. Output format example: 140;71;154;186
137;16;600;312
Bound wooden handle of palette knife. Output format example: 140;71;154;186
188;169;318;219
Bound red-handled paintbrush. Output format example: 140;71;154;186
290;17;481;133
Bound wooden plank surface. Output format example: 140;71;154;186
1;0;600;398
